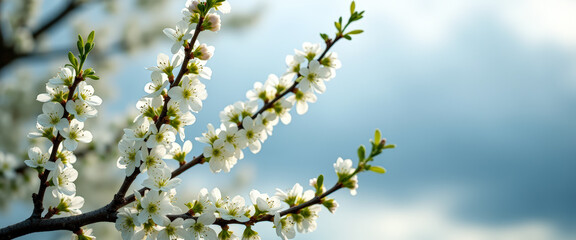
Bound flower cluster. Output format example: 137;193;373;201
115;1;230;239
26;58;101;217
198;41;341;174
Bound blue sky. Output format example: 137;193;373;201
3;0;576;239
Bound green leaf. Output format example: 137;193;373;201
369;165;387;174
87;31;95;44
77;35;84;51
357;145;366;161
346;29;364;35
350;1;356;15
67;51;77;66
384;144;396;149
317;175;324;189
86;75;100;80
343;35;352;40
334;21;341;31
320;33;329;41
374;129;382;144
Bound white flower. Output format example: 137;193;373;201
274;213;296;240
182;213;217;240
284;54;305;78
334;157;355;176
204;13;221;32
76;81;103;106
214;1;231;14
219;101;256;125
295;42;322;61
242;226;260;240
286;89;317;115
37;102;65;129
275;183;303;206
50;144;77;166
49;66;75;86
249;190;281;215
157;218;187;240
135;95;164;122
146;124;177;148
65;99;97;122
204;138;235;173
268;98;293;125
246;81;276;103
48;162;78;196
166;140;192;163
186;58;212;80
137;190;181;225
48;191;84;216
195;123;220;144
139;145;168;172
123;118;151;141
115;207;141;240
163;21;193;54
142;166;181;192
193;43;214;61
147;52;184;75
333;157;358;195
58;119;93;151
117;139;145;176
293;205;321;233
236;116;265;154
24;147;55;170
319;52;341;78
37;83;68;103
217;196;251;222
219;124;245;160
27;122;56;139
168;75;207;112
145;71;170;98
72;228;95;240
298;60;331;94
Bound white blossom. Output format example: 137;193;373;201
48;66;75;86
163;21;193;54
117;139;145;176
182;213;217;240
115;207;141;240
168;75;207;112
48;162;78;196
24;147;55;170
249;190;281;215
66;99;97;122
37;102;65;129
76;81;103;106
137;190;181;225
142;167;181;192
298;60;331;94
58;119;93;151
274;213;296;240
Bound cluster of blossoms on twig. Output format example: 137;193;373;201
0;1;397;240
25;32;100;221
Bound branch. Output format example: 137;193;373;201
31;0;83;39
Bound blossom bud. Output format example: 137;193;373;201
194;44;214;60
205;14;221;32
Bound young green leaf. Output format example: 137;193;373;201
346;29;364;35
87;31;95;44
350;1;356;15
357;145;366;161
374;129;382;144
369;166;387;174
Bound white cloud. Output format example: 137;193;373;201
362;0;576;50
316;192;575;240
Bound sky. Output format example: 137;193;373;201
3;0;576;239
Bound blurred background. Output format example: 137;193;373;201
1;0;575;239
